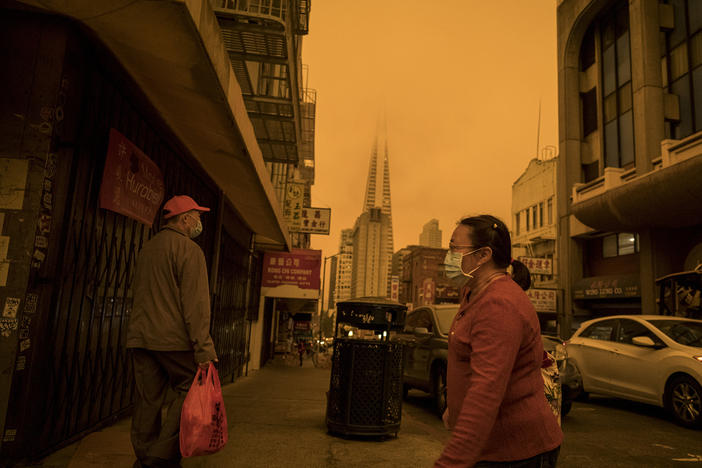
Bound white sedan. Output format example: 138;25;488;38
567;315;702;428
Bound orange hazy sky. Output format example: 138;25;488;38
306;0;558;260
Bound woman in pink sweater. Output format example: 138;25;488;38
434;215;562;468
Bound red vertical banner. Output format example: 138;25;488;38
261;249;322;290
423;278;435;305
99;129;165;227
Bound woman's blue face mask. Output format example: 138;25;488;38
443;248;482;280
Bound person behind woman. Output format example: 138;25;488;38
434;215;562;468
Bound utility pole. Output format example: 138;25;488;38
318;254;337;344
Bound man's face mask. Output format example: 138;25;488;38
443;248;482;280
187;214;203;239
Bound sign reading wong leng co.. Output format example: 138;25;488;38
99;129;165;226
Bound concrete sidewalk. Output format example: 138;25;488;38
36;356;447;467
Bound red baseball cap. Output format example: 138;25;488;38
162;195;210;219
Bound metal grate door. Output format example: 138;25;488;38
211;229;251;382
33;57;218;455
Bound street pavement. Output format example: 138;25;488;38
32;356;702;467
35;355;449;468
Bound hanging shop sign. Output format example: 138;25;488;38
297;207;331;235
99;129;164;226
518;256;553;275
262;249;321;290
526;288;557;313
284;182;304;230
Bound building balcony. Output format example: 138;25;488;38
571;133;702;232
512;226;557;247
210;0;312;166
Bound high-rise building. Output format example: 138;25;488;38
351;133;395;297
333;229;354;305
419;219;442;248
351;208;392;297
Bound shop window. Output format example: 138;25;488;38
515;212;521;236
539;202;544;228
531;206;537;230
526;209;530;232
583;161;599;182
661;0;702;139
602;232;639;258
580;2;635;170
547;198;553;225
581;88;598;136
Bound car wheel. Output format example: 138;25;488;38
431;362;447;417
666;375;702;429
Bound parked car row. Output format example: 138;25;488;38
394;305;579;418
395;306;702;429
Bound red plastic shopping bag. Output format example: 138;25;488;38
179;362;228;457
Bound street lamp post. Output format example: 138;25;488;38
318;253;337;346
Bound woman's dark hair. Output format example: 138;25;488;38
459;214;531;291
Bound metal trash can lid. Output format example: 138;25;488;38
335;297;407;330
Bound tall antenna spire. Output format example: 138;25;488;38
362;136;378;212
536;98;542;159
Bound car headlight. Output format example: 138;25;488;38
694;355;702;363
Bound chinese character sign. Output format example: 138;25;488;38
261;249;321;290
390;276;399;301
517;256;553;275
526;288;557;313
297;207;331;235
99;129;165;227
284;182;304;230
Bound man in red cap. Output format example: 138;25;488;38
127;195;218;468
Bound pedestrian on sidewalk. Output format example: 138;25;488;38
435;215;562;468
127;195;218;468
297;339;305;367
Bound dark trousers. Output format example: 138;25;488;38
130;348;197;467
475;447;560;468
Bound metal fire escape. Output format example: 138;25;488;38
210;0;314;169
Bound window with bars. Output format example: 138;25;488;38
661;0;702;139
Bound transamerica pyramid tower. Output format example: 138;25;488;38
350;130;395;298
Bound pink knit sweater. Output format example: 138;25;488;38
434;276;562;467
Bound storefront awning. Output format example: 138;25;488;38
16;0;290;248
573;274;640;300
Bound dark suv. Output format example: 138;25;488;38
396;304;579;417
394;304;458;416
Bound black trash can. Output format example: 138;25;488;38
326;297;407;437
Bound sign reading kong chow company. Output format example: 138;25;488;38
99;129;165;227
262;249;321;290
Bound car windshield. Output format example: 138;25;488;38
648;320;702;347
435;305;460;335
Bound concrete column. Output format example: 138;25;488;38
638;229;657;314
629;0;665;173
630;0;664;314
